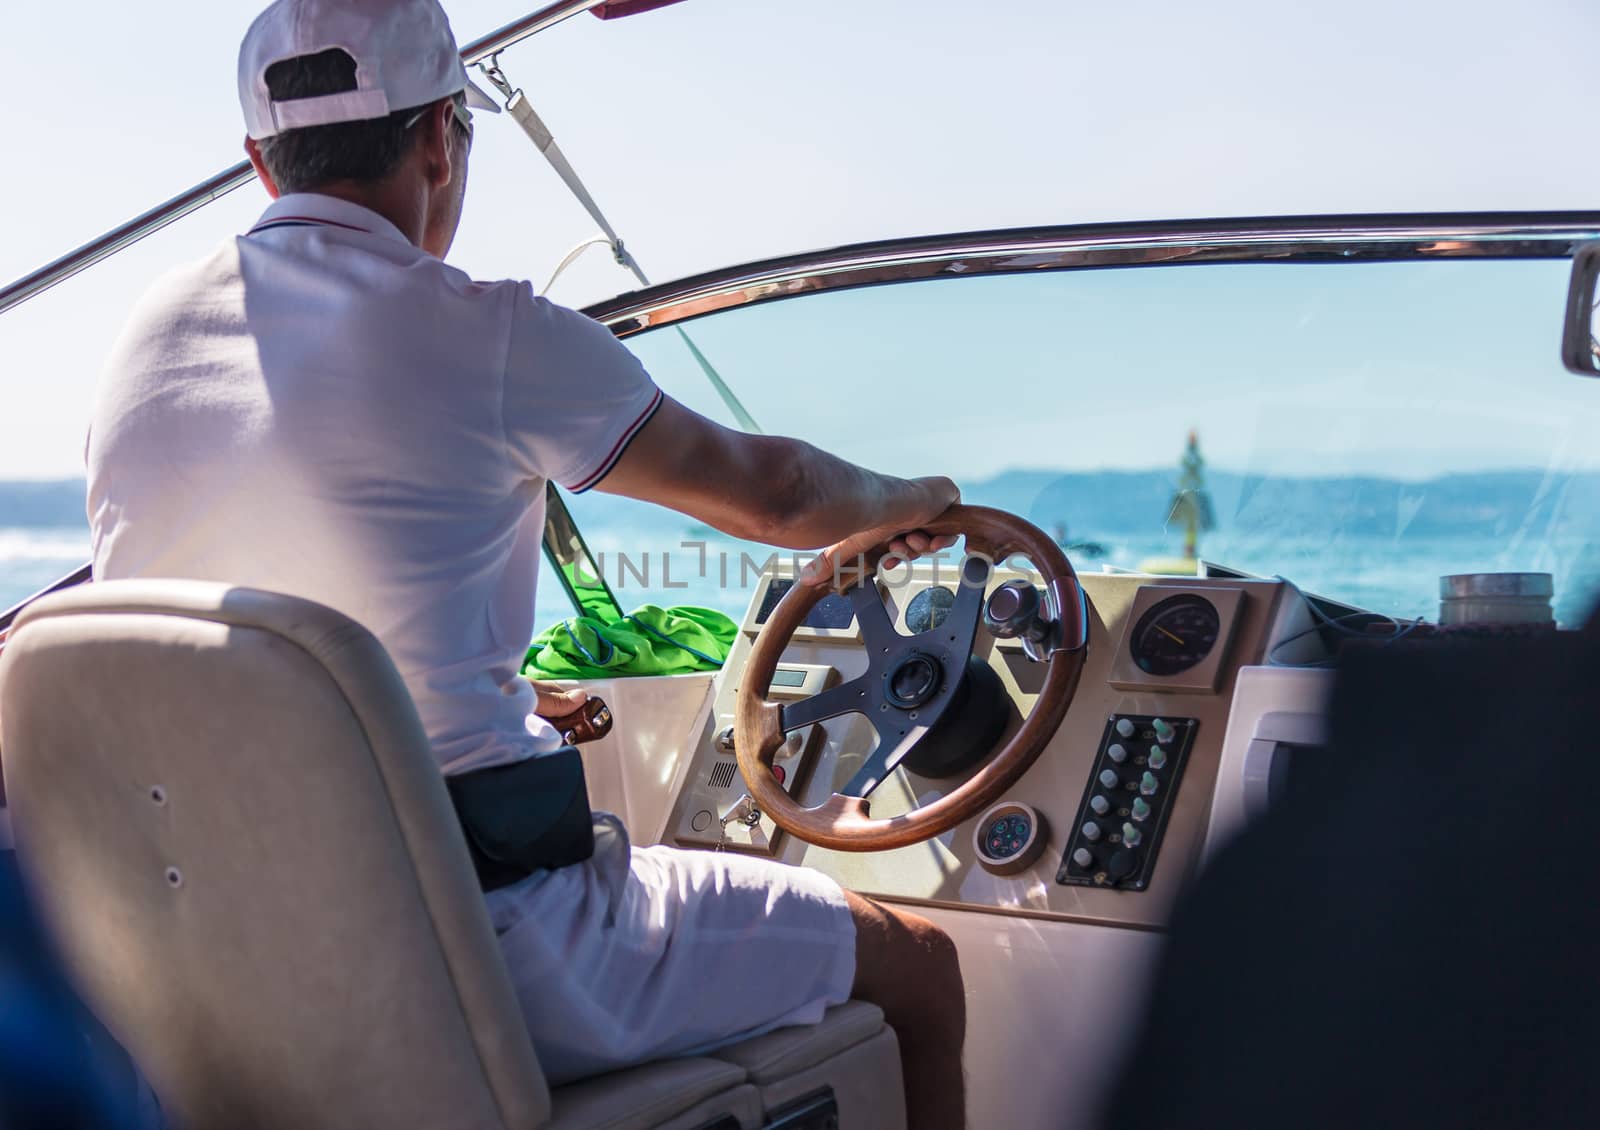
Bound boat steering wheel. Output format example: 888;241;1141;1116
733;505;1089;852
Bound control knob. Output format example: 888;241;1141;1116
983;580;1055;648
1107;849;1138;881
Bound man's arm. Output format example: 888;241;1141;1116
593;396;959;584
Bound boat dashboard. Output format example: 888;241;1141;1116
663;560;1324;932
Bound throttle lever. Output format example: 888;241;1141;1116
546;696;614;746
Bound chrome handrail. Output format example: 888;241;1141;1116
0;0;609;318
582;212;1600;336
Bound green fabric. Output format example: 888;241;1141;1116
553;559;624;625
524;604;738;680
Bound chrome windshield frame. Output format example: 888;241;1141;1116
583;212;1600;336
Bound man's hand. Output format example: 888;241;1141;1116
533;682;615;746
531;680;588;719
801;476;961;588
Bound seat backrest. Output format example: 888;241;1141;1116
0;580;551;1130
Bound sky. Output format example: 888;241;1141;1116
3;0;1599;480
625;258;1600;480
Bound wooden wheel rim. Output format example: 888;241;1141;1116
732;504;1087;852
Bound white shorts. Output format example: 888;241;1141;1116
484;814;857;1084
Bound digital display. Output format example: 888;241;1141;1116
771;668;807;688
753;577;856;631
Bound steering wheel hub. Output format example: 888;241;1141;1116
883;650;943;709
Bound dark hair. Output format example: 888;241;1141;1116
255;48;424;193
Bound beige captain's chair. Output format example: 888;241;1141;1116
0;581;904;1130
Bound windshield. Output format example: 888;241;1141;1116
563;257;1600;627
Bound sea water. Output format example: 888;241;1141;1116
8;521;1593;631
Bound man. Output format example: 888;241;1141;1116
86;0;966;1125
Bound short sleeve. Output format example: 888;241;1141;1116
502;285;663;492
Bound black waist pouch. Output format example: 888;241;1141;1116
446;746;595;893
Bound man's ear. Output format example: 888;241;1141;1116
244;137;282;199
419;98;456;190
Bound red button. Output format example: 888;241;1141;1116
771;764;787;785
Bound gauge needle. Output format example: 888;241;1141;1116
1155;625;1185;645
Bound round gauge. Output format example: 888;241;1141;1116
972;802;1049;875
985;813;1031;858
1130;593;1221;676
905;585;955;633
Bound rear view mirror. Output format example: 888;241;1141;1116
1561;242;1600;376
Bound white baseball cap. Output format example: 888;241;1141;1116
239;0;501;140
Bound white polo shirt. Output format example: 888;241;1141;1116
87;194;662;774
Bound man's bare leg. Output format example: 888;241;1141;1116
846;891;966;1130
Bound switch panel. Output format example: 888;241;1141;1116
1056;714;1198;891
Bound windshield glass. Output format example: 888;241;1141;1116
565;257;1600;628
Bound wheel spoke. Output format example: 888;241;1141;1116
778;677;869;731
839;714;932;798
847;580;899;651
918;552;989;652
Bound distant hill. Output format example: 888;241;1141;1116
4;469;1597;542
961;467;1600;541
